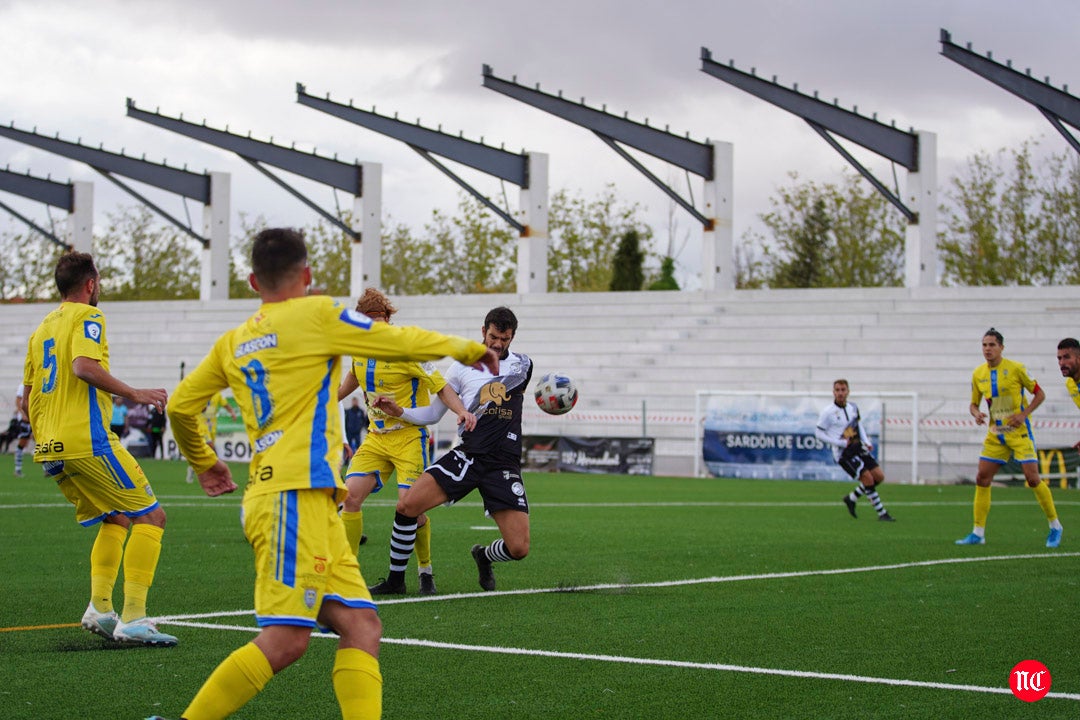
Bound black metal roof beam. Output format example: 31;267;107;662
127;98;363;193
482;64;714;178
91;167;208;247
408;146;524;232
297;83;529;186
593;132;710;227
0;197;69;248
940;28;1080;153
805;121;916;223
240;157;360;240
700;47;919;171
0;166;73;210
0;122;211;201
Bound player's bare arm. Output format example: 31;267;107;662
970;402;987;425
72;356;168;411
437;384;476;431
337;369;360;402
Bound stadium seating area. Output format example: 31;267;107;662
4;284;1080;480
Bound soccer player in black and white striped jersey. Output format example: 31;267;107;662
815;379;895;522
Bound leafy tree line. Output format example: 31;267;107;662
3;136;1078;301
0;185;668;302
736;137;1080;288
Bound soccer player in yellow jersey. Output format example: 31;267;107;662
21;252;177;647
1057;337;1080;451
159;228;497;720
956;328;1062;548
338;288;476;597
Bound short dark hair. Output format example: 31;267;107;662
1059;338;1080;351
983;327;1004;345
251;228;308;291
484;306;518;335
54;252;97;297
833;379;849;388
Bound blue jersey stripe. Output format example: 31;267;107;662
103;451;136;489
420;426;430;467
88;387;111;456
365;359;385;431
410;378;419;408
275;491;299;587
310;360;335;489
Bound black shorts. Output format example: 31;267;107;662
838;442;879;480
427;449;529;515
16;421;31;439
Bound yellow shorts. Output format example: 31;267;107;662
979;425;1038;464
243;488;375;628
45;448;159;527
344;427;433;492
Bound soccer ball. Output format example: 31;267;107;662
534;372;578;415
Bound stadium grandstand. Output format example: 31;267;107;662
4;282;1080;483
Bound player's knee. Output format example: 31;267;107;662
135;506;167;529
505;537;530;559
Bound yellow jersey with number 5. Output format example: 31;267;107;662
23;302;115;460
167;295;487;500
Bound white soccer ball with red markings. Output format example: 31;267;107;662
534;372;578;415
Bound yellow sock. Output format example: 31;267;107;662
342;510;364;554
416;517;432;569
90;523;127;613
121;523;163;622
332;648;382;720
183;642;274;720
1031;481;1059;522
973;485;991;530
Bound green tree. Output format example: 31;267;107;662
95;205;200;300
0;226;66;302
743;171;904;288
609;229;645;291
648;256;681;291
939;140;1080;285
548;184;654;292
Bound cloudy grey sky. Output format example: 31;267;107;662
1;0;1077;287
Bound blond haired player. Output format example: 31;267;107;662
22;251;176;647
158;228;496;720
338;288;476;597
956;328;1062;548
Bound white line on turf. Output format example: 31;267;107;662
380;637;1080;701
152;553;1080;701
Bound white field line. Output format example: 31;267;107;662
155;552;1080;703
3;499;1079;510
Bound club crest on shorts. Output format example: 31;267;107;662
304;588;317;609
511;481;525;496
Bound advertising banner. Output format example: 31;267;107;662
702;394;881;481
523;436;655;475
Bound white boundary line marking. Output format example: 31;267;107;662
3;499;1078;510
154;552;1080;702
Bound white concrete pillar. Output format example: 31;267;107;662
516;151;549;294
67;181;93;253
701;141;734;290
351;162;382;296
905;131;938;288
201;171;231;300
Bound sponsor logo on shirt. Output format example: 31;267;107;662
254;429;283;453
235;334;278;358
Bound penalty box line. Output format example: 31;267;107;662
160;622;1080;703
158;551;1080;622
157;552;1080;703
